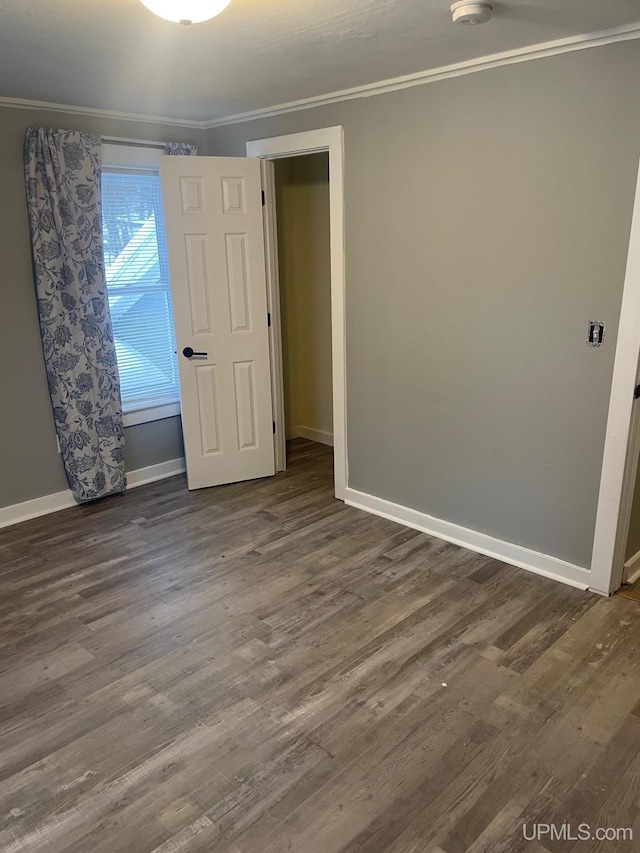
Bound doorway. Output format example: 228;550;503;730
273;153;333;463
247;127;347;500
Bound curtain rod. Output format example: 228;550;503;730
101;135;166;149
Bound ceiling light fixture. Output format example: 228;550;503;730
451;1;493;25
139;0;232;25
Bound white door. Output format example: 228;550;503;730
159;155;274;489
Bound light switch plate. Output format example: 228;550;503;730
587;320;605;347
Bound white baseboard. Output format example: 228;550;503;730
0;490;78;530
125;457;186;488
289;426;334;447
623;549;640;585
344;487;591;591
0;457;186;531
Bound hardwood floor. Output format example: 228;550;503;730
1;439;639;852
617;573;640;603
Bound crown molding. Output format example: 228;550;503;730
203;21;640;129
1;21;639;131
0;96;207;129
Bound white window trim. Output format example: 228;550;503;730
102;142;181;427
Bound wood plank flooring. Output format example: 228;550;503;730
617;573;640;603
1;439;639;852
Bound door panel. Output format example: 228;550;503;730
159;155;274;489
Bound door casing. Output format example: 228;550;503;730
590;156;640;594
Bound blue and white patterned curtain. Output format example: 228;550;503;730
24;127;126;502
164;142;198;156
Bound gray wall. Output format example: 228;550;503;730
0;105;207;509
274;153;333;441
209;41;640;567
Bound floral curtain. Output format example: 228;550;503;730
24;127;126;503
164;142;198;156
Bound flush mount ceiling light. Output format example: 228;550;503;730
139;0;232;25
451;1;493;25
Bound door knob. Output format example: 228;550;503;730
182;346;208;358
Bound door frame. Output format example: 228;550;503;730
246;126;347;500
258;158;287;474
590;158;640;594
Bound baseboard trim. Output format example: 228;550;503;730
623;549;640;585
344;487;590;590
0;490;77;530
291;426;334;447
0;457;186;531
125;457;186;488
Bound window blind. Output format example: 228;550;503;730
101;171;179;413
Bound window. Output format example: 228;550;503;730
101;146;179;427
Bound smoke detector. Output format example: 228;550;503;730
451;2;493;25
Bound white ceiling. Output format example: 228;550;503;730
0;0;639;123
